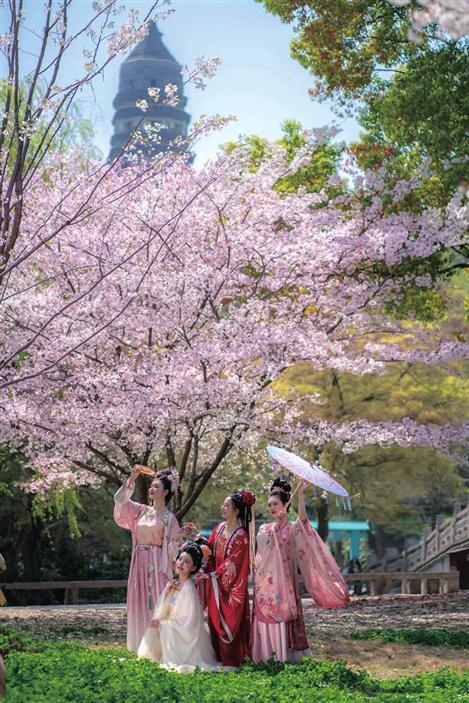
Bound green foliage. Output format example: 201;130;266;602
4;624;469;703
354;43;469;202
257;0;417;105
31;487;82;540
351;628;469;650
275;279;468;543
0;625;44;658
222;119;342;196
0;79;97;169
0;450;130;593
258;0;469;223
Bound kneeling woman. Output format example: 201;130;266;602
252;478;349;663
138;541;219;673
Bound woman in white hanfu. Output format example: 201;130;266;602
138;541;219;673
114;465;181;652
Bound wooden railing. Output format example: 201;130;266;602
1;579;127;605
1;570;459;605
344;570;459;596
369;498;469;573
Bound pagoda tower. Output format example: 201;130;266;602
108;23;191;162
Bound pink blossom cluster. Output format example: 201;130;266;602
390;0;469;41
1;140;467;496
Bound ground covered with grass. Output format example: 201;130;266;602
2;624;469;703
350;628;469;649
1;594;468;699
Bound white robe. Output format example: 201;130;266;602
138;579;219;673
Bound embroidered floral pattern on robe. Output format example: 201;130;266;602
114;483;179;652
205;522;251;666
252;518;349;663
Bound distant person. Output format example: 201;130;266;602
347;557;362;596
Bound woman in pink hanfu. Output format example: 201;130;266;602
114;465;181;652
252;478;349;663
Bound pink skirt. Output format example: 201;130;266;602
126;544;169;652
251;618;311;663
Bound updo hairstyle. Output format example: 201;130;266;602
155;469;174;505
230;488;256;531
176;540;204;573
269;477;292;511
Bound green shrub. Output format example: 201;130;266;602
351;628;469;650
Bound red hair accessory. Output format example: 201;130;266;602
242;490;256;507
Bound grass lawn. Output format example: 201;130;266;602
350;628;469;649
2;625;469;703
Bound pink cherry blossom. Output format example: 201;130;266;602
1;139;467;514
389;0;469;41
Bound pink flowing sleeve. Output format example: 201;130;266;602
294;518;350;608
113;482;144;532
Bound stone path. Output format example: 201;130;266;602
303;591;469;636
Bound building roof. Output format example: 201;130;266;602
126;22;179;65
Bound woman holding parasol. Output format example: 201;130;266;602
251;449;350;663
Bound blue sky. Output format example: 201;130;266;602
17;0;361;167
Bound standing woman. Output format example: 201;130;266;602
252;478;349;663
204;488;256;666
114;465;181;652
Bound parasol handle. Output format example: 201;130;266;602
285;479;302;512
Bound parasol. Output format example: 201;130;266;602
266;445;351;509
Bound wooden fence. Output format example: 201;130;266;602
1;570;459;606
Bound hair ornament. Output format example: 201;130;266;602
168;468;179;492
241;489;256;507
156;467;180;492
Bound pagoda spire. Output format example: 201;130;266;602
109;22;191;162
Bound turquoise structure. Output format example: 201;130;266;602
310;520;369;559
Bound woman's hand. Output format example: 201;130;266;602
128;465;142;484
164;579;179;594
298;479;309;493
196;572;209;583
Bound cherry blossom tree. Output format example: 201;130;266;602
3;138;467;517
0;0;224;389
390;0;469;41
1;2;467;518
